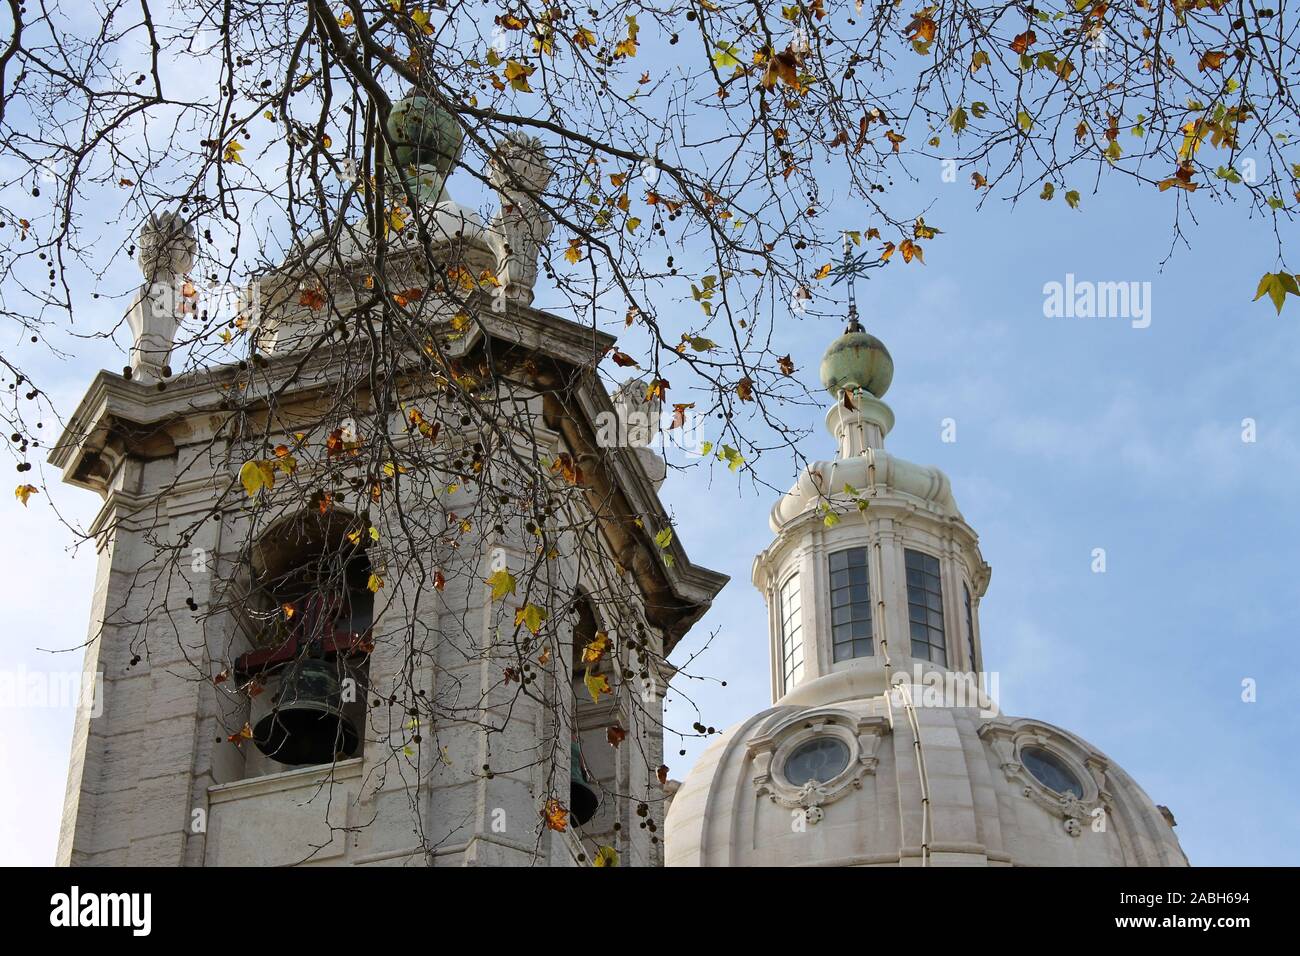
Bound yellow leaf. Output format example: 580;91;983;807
582;631;610;665
564;239;583;264
14;484;37;506
222;140;244;164
504;59;535;93
238;460;276;497
583;667;612;703
593;845;619;867
514;603;547;635
486;568;517;600
367;573;384;592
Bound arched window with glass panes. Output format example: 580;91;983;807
829;548;873;661
905;548;947;666
778;574;803;693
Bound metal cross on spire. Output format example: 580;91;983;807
827;231;885;332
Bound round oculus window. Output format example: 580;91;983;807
1020;746;1084;798
783;736;851;787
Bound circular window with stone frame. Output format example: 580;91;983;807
781;736;852;788
1020;745;1085;799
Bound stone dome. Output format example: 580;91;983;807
819;320;894;398
665;316;1188;868
665;668;1187;867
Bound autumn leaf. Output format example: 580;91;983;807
486;568;517;600
593;845;619;867
606;725;627;748
1254;272;1300;315
717;444;745;472
609;349;640;368
238;460;276;497
222;139;244;164
760;49;802;92
813;262;833;280
712;41;743;73
670;403;694;429
227;722;253;745
1198;50;1226;73
14;484;37;506
778;354;795;376
583;667;612;703
656;764;669;786
913;217;941;240
434;570;446;591
736;376;755;401
653;527;673;552
367;573;384;592
514;603;547;635
582;631;610;665
905;13;937;49
613;15;639;58
542;798;568;832
884;129;905;153
551;452;583;485
299;288;326;310
1009;30;1037;56
645;378;668;402
504;59;535;92
564;239;583;264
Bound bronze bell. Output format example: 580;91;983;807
570;739;599;827
254;658;359;765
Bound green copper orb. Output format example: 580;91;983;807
384;95;464;204
819;326;893;398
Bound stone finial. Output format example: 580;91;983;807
612;378;666;489
487;132;553;309
137;211;196;282
384;93;465;205
128;211;195;383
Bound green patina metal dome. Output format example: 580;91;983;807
384;94;464;204
819;318;894;398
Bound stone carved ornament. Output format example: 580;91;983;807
978;718;1109;838
747;709;891;825
487;132;553;309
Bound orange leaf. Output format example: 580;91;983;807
542;798;568;832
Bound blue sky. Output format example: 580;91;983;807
657;173;1300;866
2;15;1298;866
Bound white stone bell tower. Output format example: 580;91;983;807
51;126;726;866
